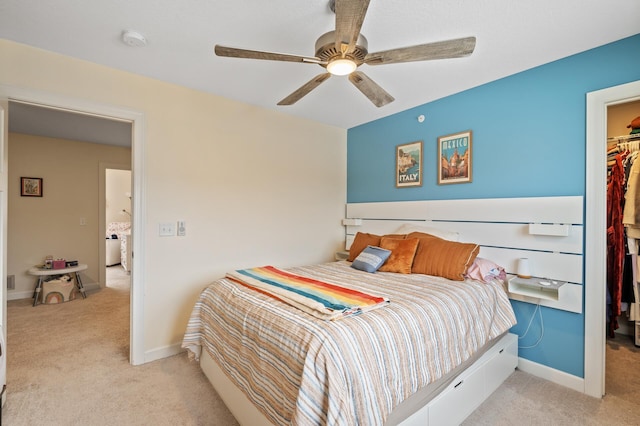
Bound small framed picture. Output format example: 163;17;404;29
438;130;472;184
20;177;43;197
396;141;423;187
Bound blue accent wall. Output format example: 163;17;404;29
347;34;640;377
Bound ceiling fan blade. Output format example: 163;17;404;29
334;0;370;54
215;45;324;64
348;71;394;107
277;73;332;106
365;36;476;65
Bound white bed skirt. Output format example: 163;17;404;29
199;333;518;426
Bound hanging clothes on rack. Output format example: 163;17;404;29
607;133;640;338
623;141;640;342
607;151;627;336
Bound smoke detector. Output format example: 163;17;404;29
122;30;147;47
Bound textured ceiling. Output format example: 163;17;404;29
1;0;639;135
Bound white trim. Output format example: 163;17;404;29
130;111;146;365
0;100;7;408
8;281;101;301
585;80;640;398
7;290;38;301
516;357;584;393
347;196;584;224
347;222;584;255
528;223;570;237
479;246;583;284
0;84;146;366
144;343;184;363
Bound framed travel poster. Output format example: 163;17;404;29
438;130;472;184
396;141;422;187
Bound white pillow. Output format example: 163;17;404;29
394;223;460;241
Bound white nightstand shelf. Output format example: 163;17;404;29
334;250;349;261
508;276;565;301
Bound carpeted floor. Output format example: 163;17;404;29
2;265;237;426
2;266;639;424
463;333;640;425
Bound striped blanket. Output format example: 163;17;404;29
183;261;517;426
226;265;389;320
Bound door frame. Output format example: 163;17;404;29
0;100;8;406
0;84;146;365
585;79;640;397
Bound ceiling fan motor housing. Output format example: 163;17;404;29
315;31;368;65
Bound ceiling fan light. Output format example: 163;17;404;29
327;58;357;76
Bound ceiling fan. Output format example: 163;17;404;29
214;0;476;108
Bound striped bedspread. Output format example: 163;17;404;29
182;261;516;426
227;265;389;320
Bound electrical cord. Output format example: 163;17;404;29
518;301;545;349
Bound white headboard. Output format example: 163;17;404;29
345;196;584;313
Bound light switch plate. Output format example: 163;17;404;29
177;220;186;237
159;222;175;237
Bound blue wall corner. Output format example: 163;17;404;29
510;301;585;377
346;33;640;377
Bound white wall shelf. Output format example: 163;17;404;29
507;274;583;314
508;276;565;301
528;223;570;236
334;250;349;261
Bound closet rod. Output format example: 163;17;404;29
608;133;640;143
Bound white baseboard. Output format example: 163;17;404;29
7;290;35;301
7;281;101;301
517;357;584;393
145;342;185;363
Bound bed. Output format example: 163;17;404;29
183;259;516;425
182;196;584;425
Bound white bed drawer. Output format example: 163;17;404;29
425;333;518;426
427;360;485;425
484;333;518;395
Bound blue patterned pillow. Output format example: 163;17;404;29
351;245;392;273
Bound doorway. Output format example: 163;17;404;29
105;168;132;291
606;101;640;336
604;100;640;397
585;79;640;397
0;84;146;366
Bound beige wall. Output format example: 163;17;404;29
8;133;131;297
608;100;640;137
0;39;347;359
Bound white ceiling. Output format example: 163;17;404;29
1;0;639;133
9;101;132;147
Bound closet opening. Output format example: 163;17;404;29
605;100;640;395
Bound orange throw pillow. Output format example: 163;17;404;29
410;233;479;280
378;237;420;274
